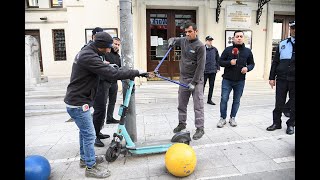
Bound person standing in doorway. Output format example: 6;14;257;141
168;22;206;140
267;20;295;135
217;30;255;128
203;35;220;105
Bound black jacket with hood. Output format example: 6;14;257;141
64;43;139;106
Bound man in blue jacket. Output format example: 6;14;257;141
217;30;255;128
267;20;295;134
203;35;220;105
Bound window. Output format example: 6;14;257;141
52;29;66;61
27;0;39;8
51;0;63;8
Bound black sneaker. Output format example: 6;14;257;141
173;123;186;133
79;155;105;168
94;138;105;147
99;132;110;139
192;128;205;140
85;163;111;178
106;118;120;124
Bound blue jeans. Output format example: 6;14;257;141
220;79;245;119
66;106;96;168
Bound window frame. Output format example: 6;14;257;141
84;28;118;44
26;0;39;8
52;29;67;61
50;0;63;8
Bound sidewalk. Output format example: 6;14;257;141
25;77;295;180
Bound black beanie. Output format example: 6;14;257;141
93;32;113;48
92;27;103;35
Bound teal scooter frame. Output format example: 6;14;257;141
105;80;191;162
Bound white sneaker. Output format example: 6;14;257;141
217;118;226;128
229;117;237;127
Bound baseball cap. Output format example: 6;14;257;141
92;27;104;35
93;32;113;48
205;35;214;41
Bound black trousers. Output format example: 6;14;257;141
272;80;295;126
92;81;118;137
203;73;217;101
282;98;291;114
106;82;118;121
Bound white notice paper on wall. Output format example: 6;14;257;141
158;38;163;45
151;36;158;46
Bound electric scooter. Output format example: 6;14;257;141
105;79;191;162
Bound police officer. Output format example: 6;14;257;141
267;20;295;135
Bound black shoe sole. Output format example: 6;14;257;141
99;135;110;139
266;127;282;131
94;143;105;147
286;131;294;135
207;102;216;105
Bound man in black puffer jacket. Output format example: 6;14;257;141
267;20;295;135
217;30;255;128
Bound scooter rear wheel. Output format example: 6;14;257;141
105;146;120;162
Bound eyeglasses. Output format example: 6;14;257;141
235;35;243;38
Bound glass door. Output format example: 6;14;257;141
146;9;196;79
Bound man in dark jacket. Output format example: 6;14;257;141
203;35;220;105
93;37;122;147
105;37;122;124
168;22;206;140
64;32;153;178
217;30;255;128
267;20;295;135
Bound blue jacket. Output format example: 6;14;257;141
219;43;255;81
204;45;220;74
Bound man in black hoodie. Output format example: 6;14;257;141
217;30;255;128
64;32;153;178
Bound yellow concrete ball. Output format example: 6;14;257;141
165;143;197;177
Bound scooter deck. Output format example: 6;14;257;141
133;139;172;148
127;139;173;155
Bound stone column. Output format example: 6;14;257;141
25;35;41;87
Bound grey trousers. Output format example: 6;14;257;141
177;78;204;128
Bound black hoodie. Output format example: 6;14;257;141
64;43;139;106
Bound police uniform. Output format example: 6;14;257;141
268;21;295;133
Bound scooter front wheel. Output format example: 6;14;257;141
105;145;120;162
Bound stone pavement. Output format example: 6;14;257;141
25;77;295;180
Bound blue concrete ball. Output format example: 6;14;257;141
25;155;51;180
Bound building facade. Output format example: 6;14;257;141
25;0;295;81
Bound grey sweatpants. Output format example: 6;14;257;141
177;78;204;128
